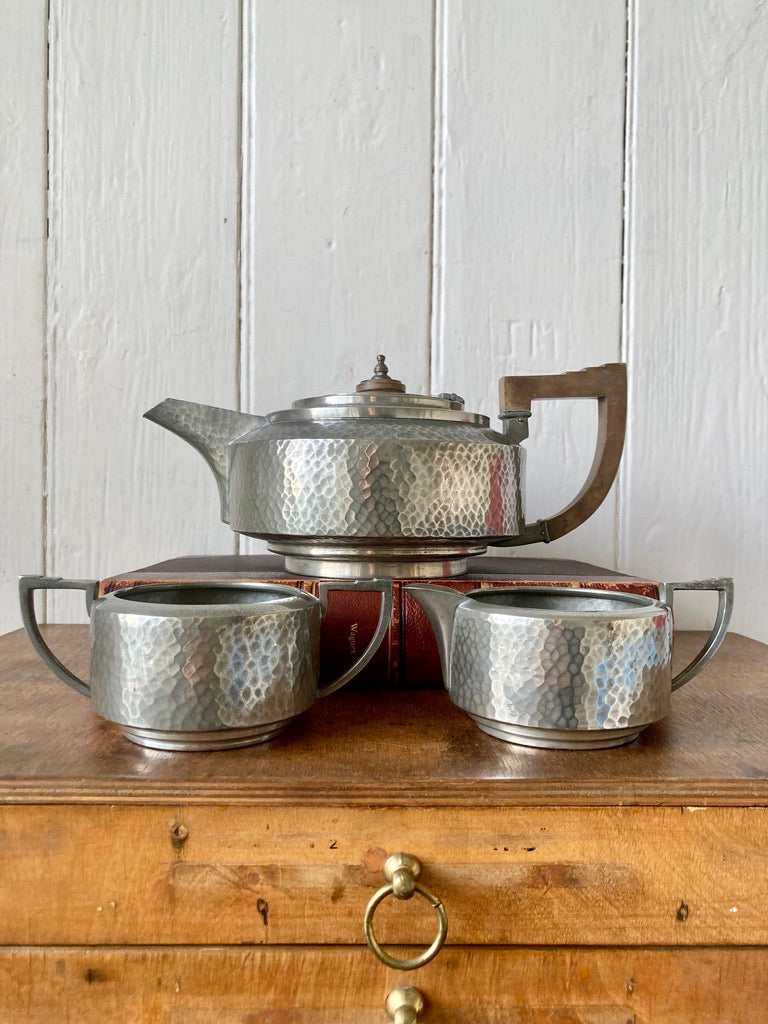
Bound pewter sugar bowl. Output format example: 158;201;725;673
19;575;391;751
144;357;627;579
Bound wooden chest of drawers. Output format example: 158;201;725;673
1;626;767;1021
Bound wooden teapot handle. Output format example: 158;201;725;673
496;363;627;545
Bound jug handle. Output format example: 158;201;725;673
18;575;99;697
315;580;393;696
657;578;735;691
495;362;627;545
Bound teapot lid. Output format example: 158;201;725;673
355;354;407;393
267;355;489;427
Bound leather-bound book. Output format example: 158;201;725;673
99;556;661;690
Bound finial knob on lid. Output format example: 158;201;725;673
356;354;406;393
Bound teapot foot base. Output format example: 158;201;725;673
470;714;642;750
270;539;488;579
118;720;292;752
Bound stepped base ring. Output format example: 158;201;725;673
118;720;292;752
268;539;488;579
469;712;643;750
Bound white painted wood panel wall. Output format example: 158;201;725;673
3;1;766;642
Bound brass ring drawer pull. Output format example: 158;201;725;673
364;852;448;970
386;986;425;1023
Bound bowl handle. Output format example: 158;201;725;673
658;578;735;691
495;363;627;545
315;580;393;696
18;575;99;697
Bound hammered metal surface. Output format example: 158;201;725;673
144;399;265;521
89;603;319;732
449;605;672;731
228;434;524;539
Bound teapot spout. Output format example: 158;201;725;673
404;584;463;691
144;398;265;523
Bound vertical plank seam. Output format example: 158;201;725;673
235;0;245;418
240;0;257;420
429;0;448;393
42;0;60;620
238;0;257;558
618;0;638;572
42;0;51;601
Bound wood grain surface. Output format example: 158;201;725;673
2;801;767;946
2;946;768;1023
3;627;768;1017
1;628;766;807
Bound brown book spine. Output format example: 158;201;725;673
99;557;661;690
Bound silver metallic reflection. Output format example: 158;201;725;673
19;576;392;751
143;357;627;578
405;581;734;749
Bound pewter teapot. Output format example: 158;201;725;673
145;357;627;578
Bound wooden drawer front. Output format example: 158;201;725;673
2;946;768;1023
3;803;767;946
